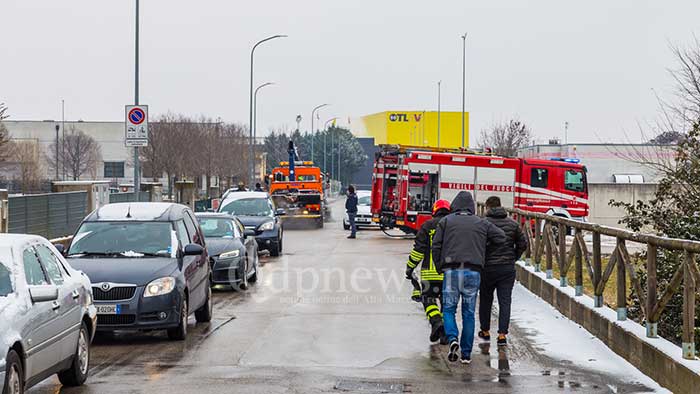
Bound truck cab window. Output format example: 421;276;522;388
564;169;585;192
531;168;548;188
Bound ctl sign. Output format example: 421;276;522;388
125;105;149;147
389;113;422;122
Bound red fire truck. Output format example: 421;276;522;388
371;145;589;234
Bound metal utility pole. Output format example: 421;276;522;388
461;33;467;148
134;0;141;198
249;35;286;186
61;99;65;180
310;104;329;163
564;121;569;145
437;81;442;147
323;117;337;175
330;129;334;180
253;82;274;177
54;124;59;180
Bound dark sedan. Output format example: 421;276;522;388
65;203;213;341
195;213;258;290
218;192;285;256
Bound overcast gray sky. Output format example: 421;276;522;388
2;1;698;145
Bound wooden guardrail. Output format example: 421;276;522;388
477;203;700;360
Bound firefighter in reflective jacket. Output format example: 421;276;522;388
405;199;451;343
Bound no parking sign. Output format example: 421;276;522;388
125;105;149;147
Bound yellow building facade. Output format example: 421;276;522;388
354;111;469;148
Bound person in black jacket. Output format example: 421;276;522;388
345;185;358;239
432;191;506;364
478;196;528;347
405;199;451;344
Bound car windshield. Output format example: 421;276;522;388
198;218;236;238
68;221;176;258
0;261;12;297
220;198;272;216
358;195;371;206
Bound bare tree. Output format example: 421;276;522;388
47;127;102;180
11;140;44;193
478;119;533;157
610;38;700;174
0;103;13;162
668;36;700;127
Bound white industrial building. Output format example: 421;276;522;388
517;143;674;184
518;142;676;227
2;120;131;184
0;120;266;196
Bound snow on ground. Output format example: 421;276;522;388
510;284;671;393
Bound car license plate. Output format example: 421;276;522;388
96;304;121;315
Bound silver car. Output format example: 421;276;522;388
0;234;97;394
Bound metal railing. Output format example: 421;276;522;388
477;203;700;360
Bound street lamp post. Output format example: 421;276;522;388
461;33;467;148
253;82;274;178
249;34;286;186
323;117;338;175
310;104;329;163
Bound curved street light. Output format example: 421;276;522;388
310;104;329;163
253;82;274;179
248;34;287;185
323;117;338;174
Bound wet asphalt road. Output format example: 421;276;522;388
29;203;657;394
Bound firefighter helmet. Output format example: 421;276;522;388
432;199;451;216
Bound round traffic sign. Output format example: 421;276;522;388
128;108;145;125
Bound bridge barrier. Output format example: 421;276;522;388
477;203;700;393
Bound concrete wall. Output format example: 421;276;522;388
588;183;657;228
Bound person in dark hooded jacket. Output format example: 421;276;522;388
432;191;506;364
477;196;528;347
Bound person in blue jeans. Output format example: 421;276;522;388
432;191;505;364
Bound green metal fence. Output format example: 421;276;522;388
109;191;151;204
8;191;88;239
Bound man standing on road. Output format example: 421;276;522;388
345;185;358;239
478;196;528;347
405;199;451;344
432;191;505;364
254;182;264;192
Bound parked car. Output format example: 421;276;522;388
0;234;96;394
218;192;285;257
65;203;212;341
344;190;378;230
195;213;259;290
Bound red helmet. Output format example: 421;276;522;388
432;199;451;216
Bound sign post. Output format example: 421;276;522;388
125;105;149;147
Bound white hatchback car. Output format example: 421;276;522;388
0;234;96;394
343;190;379;230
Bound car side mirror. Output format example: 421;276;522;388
244;229;256;238
53;243;66;255
275;208;286;216
183;243;205;256
29;285;59;303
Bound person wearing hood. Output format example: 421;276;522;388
432;191;506;364
405;199;451;344
345;185;358;239
478;196;528;347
